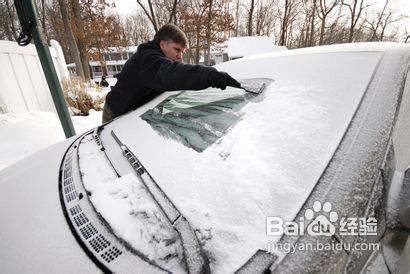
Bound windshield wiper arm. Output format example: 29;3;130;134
111;130;210;273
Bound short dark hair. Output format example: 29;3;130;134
153;24;188;47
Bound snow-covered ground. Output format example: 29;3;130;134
0;77;116;171
0;110;101;171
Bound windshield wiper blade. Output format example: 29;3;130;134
111;130;210;273
92;126;120;177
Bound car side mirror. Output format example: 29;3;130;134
386;165;410;232
398;168;410;229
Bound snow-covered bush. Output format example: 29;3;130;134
61;77;105;116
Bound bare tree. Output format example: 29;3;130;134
377;8;401;41
33;0;48;40
234;0;241;36
254;0;277;36
309;0;317;46
45;1;67;50
322;10;347;44
71;0;91;80
317;0;340;45
297;0;317;47
364;0;401;41
205;0;213;65
279;0;299;46
137;0;159;32
247;0;255;36
57;0;85;78
368;0;388;41
123;11;154;45
168;0;179;23
178;0;234;63
342;0;370;42
0;0;18;40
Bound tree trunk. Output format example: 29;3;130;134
205;0;213;65
168;0;178;24
5;0;18;40
71;0;90;80
349;23;354;42
247;0;255;36
195;26;200;64
308;0;317;46
370;0;388;41
280;0;290;46
137;0;158;32
319;14;326;45
147;0;158;31
235;0;240;36
58;0;85;79
343;0;366;43
40;0;48;41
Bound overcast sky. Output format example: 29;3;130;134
113;0;409;39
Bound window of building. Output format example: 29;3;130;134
110;53;122;61
92;66;102;72
103;53;111;61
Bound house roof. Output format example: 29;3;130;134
226;36;287;58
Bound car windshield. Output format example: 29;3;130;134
141;86;257;152
84;50;386;273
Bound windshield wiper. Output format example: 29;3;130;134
92;126;120;177
111;130;210;273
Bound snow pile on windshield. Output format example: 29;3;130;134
110;80;333;272
78;135;186;272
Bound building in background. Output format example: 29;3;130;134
68;37;287;79
67;46;138;79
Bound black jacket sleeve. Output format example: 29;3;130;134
139;47;216;91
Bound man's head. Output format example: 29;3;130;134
154;24;187;62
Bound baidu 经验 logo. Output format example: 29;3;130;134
267;201;377;237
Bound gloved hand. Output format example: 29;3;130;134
208;71;241;90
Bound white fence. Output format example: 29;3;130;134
0;39;69;113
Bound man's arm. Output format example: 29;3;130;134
139;49;216;91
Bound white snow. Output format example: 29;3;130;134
0;110;102;171
2;42;408;273
96;46;386;273
78;135;186;272
109;81;332;272
227;36;287;59
0;76;115;171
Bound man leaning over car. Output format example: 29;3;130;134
102;23;240;123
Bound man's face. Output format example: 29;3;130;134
160;40;185;62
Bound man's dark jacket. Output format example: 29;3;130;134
105;41;217;117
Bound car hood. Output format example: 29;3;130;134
0;135;99;273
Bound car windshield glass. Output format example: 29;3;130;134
141;88;255;152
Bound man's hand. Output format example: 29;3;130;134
208;71;241;90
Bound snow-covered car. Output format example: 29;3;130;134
1;42;410;273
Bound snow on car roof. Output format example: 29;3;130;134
235;41;404;61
